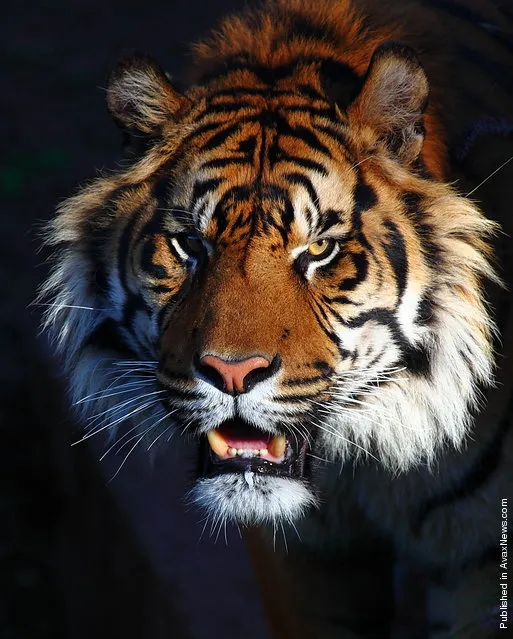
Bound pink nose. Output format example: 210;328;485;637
199;355;271;394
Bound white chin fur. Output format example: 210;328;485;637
189;474;317;526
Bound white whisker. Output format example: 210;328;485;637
73;399;161;444
306;452;332;464
113;420;164;455
280;521;289;553
311;418;380;463
147;424;174;450
74;380;154;405
466;154;513;196
85;389;165;423
31;302;110;311
109;433;146;481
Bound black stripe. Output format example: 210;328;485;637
317;248;344;278
150;284;174;295
118;204;148;288
209;184;254;239
313;360;332;373
268;143;328;175
275;392;321;403
183;119;226;140
197;54;353;87
165;388;202;401
315;123;350;150
402;191;423;222
402;192;443;269
382;220;408;301
205;101;256;115
287;11;342;47
201;123;242;151
284;172;320;210
340;307;428;375
313;303;353;360
319;209;342;234
351;175;378;252
324;294;362;306
190;178;222;206
280;104;335;118
208;86;324;100
296;83;329;101
122;293;152;334
401;342;432;377
281;198;295;236
201;156;250;169
353;177;378;221
339;251;368;291
283;374;329;386
82;319;133;357
413;393;513;535
140;238;168;279
416;295;436;326
281;122;332;157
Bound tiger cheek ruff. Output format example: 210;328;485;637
41;1;510;620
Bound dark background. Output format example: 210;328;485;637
1;1;274;638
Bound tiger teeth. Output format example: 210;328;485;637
236;449;266;457
206;431;286;459
206;430;228;457
268;435;287;458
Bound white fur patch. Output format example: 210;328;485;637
189;474;317;526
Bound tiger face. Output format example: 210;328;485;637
42;28;497;526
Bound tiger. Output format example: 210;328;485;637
40;0;513;636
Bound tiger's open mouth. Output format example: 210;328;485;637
201;418;310;480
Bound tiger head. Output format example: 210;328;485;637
41;10;498;527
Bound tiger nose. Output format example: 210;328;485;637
197;354;276;394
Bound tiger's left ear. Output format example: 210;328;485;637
106;54;190;136
347;43;429;164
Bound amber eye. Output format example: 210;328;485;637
307;238;336;259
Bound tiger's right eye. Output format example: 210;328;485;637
171;234;206;262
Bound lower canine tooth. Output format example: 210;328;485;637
206;430;228;458
259;449;268;456
268;435;287;458
228;447;237;456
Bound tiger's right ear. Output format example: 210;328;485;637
106;54;190;136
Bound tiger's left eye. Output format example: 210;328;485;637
307;238;336;258
182;235;204;255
